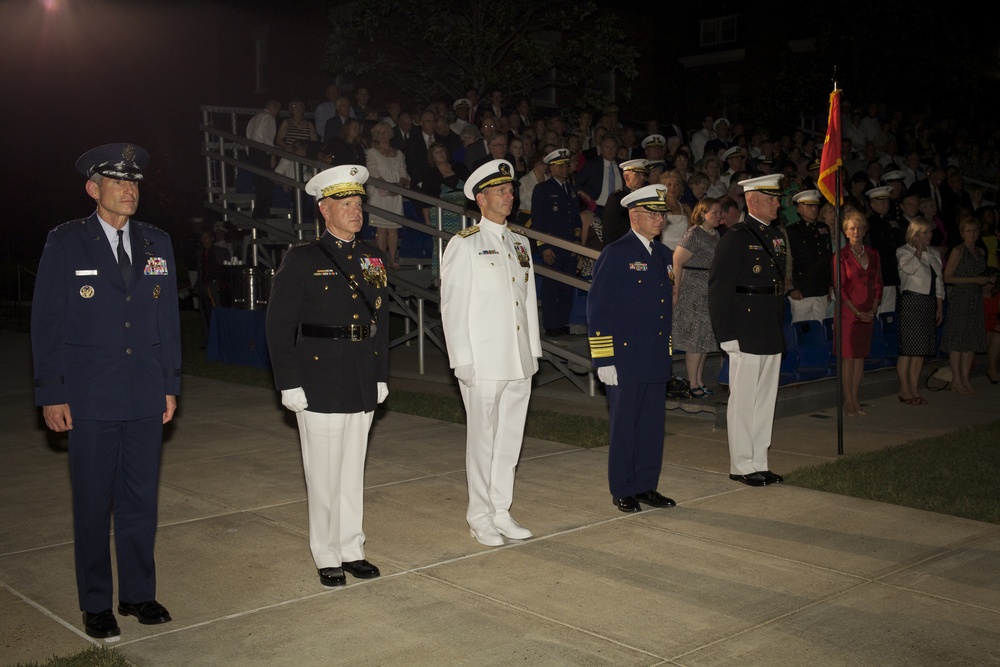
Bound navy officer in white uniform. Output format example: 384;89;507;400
441;159;543;546
32;143;181;639
587;184;676;513
266;165;389;587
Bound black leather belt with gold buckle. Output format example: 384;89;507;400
735;285;782;295
300;323;376;341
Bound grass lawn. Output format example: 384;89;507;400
785;420;1000;525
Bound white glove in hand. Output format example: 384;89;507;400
280;387;308;412
377;382;389;404
454;364;476;387
597;365;618;386
720;340;740;354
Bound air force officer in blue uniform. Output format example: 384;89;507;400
31;144;180;639
587;185;676;513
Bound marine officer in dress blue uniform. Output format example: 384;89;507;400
708;174;787;487
32;143;181;639
441;159;543;547
587;184;676;513
531;148;583;336
266;165;390;588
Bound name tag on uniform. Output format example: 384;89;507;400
75;269;98;276
629;262;648;272
143;257;169;275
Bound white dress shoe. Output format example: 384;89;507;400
492;516;532;540
469;525;504;547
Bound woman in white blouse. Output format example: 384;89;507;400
895;217;944;404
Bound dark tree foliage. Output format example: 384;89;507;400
324;0;638;108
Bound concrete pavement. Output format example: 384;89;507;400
2;330;999;666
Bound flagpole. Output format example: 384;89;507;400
817;68;845;456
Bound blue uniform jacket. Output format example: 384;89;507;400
587;231;672;382
31;213;182;420
530;177;582;246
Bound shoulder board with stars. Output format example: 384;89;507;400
456;226;481;238
508;226;529;238
134;220;166;235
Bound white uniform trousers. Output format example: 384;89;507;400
295;410;374;569
459;377;531;529
789;295;830;323
726;351;780;475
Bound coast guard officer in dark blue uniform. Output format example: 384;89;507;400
587;184;676;513
531;148;582;335
31;143;181;639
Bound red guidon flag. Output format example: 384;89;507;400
818;89;843;205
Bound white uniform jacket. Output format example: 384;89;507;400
441;218;543;380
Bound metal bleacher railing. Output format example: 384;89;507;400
199;105;603;395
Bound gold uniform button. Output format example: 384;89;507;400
353;313;359;320
515;301;519;306
125;295;132;302
313;355;319;361
374;351;378;356
347;255;353;260
511;277;515;282
324;285;329;291
125;321;131;328
125;348;133;355
638;279;642;284
516;325;520;330
352;293;358;299
350;274;356;280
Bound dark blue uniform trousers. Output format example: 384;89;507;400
69;415;162;613
607;382;666;499
541;248;576;330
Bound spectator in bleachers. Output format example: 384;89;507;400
516;151;548;227
277;99;319;154
672;197;722;397
463;115;495;171
314;83;342;142
701;155;727;199
895;217;944;405
328;118;366;167
836;210;882;417
367;121;411;269
509;137;528;180
321;96;354;145
941;218;992;394
391;111;413;150
657;170;691;252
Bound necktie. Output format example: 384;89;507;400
606;161;616;196
117;229;131;287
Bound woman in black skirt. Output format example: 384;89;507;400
895;217;944;404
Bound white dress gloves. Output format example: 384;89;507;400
720;340;740;354
280;387;308;412
597;365;618;386
377;382;389;404
454;364;476;388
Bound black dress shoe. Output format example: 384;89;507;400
729;473;767;487
83;610;120;639
635;490;676;508
117;600;172;625
319;567;346;587
758;470;784;484
342;559;380;579
614;496;642;513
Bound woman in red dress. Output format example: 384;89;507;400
836;210;883;416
